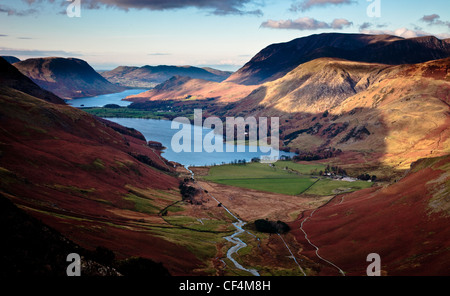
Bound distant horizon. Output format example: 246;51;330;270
3;31;450;72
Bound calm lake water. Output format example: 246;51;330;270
105;117;296;167
66;89;147;108
69;90;295;166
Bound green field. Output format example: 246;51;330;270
202;161;372;196
82;106;195;120
82;107;171;119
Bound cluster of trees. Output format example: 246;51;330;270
128;152;171;173
320;164;347;176
254;219;290;234
293;147;343;161
230;159;248;165
358;174;377;182
179;182;200;204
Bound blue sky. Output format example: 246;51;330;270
0;0;449;70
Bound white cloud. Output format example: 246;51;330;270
360;27;450;39
261;17;353;30
290;0;355;11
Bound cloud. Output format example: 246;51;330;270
360;27;450;40
0;34;8;37
421;14;440;23
420;14;450;28
261;17;353;30
148;53;171;56
23;0;263;16
331;18;353;30
0;47;82;57
358;22;388;31
0;4;37;16
290;0;355;12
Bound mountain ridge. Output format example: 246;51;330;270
0;57;65;105
226;33;450;85
1;56;20;64
102;64;232;88
13;57;125;99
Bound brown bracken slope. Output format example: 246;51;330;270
0;57;203;275
289;154;450;276
226;57;450;173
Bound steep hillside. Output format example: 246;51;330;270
0;193;121;276
102;65;232;88
225;57;450;173
290;154;450;276
126;75;258;104
13;57;124;99
0;57;65;105
0;59;205;275
226;33;450;85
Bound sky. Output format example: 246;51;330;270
0;0;449;71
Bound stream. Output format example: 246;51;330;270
185;166;260;277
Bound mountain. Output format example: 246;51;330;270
126;75;258;104
1;56;20;64
290;154;450;276
226;57;450;175
0;57;65;105
127;55;450;177
13;57;125;99
226;33;450;85
0;58;203;275
102;65;233;88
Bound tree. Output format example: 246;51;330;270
254;219;290;234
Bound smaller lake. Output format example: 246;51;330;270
105;118;296;167
66;89;147;108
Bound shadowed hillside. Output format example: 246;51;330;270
13;57;124;99
0;57;204;275
0;57;65;105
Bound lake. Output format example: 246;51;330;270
68;90;296;167
66;89;147;108
105;117;296;167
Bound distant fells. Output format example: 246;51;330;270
226;33;450;85
13;57;124;99
101;65;233;88
0;57;65;105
